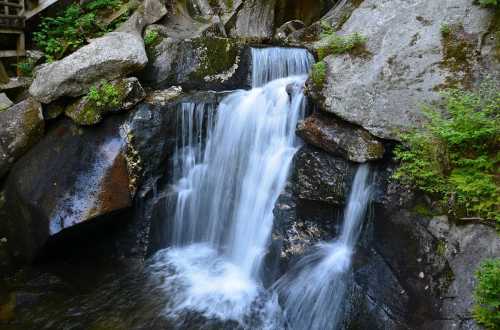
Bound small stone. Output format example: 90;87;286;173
417;258;422;263
0;237;7;243
419;272;425;279
425;285;429;290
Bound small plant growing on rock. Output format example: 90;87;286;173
440;23;451;37
394;82;500;224
14;59;35;77
144;30;160;47
310;61;327;89
86;80;121;109
473;259;500;329
315;32;367;60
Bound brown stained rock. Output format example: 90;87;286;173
297;112;384;163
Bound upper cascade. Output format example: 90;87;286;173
251;47;314;87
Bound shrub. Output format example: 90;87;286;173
144;30;160;47
310;61;327;89
473;259;500;329
86;80;121;109
315;32;367;60
440;23;451;37
33;0;127;61
394;82;500;223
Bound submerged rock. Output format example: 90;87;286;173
0;98;44;179
294;145;356;205
29;32;148;104
311;0;496;140
65;78;145;126
3;117;133;262
297;112;384;163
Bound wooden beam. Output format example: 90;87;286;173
25;0;58;19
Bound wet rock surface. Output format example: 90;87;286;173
294;145;357;205
297;112;385;163
29;32;148;104
2;116;133;262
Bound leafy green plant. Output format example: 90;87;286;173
14;59;35;77
311;61;327;89
144;30;160;47
394;82;500;223
479;0;498;7
473;259;500;329
86;80;121;109
315;32;367;60
33;0;127;61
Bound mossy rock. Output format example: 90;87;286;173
65;77;145;126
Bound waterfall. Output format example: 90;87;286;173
274;165;372;330
251;47;314;88
149;47;313;325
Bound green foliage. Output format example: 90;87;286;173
86;80;121;109
144;30;160;47
479;0;498;7
14;59;35;77
33;0;127;61
473;259;500;329
311;61;327;89
315;31;367;60
394;82;500;223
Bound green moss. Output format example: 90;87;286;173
66;80;128;125
436;240;447;256
412;203;435;217
144;30;160;47
189;37;240;80
439;23;475;89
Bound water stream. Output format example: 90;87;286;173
148;47;313;326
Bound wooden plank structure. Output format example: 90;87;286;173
0;0;26;58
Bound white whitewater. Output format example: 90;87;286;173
274;165;372;330
150;47;312;325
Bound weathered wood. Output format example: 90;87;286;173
0;60;9;84
25;0;58;19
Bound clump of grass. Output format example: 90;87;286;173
315;31;367;60
310;61;327;89
86;80;121;108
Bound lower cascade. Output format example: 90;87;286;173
274;165;372;330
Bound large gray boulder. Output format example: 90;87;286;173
0;98;44;178
29;32;148;104
312;0;496;140
297;112;384;163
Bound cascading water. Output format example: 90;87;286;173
274;165;372;330
149;47;313;326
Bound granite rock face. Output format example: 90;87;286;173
312;0;497;140
29;32;148;104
